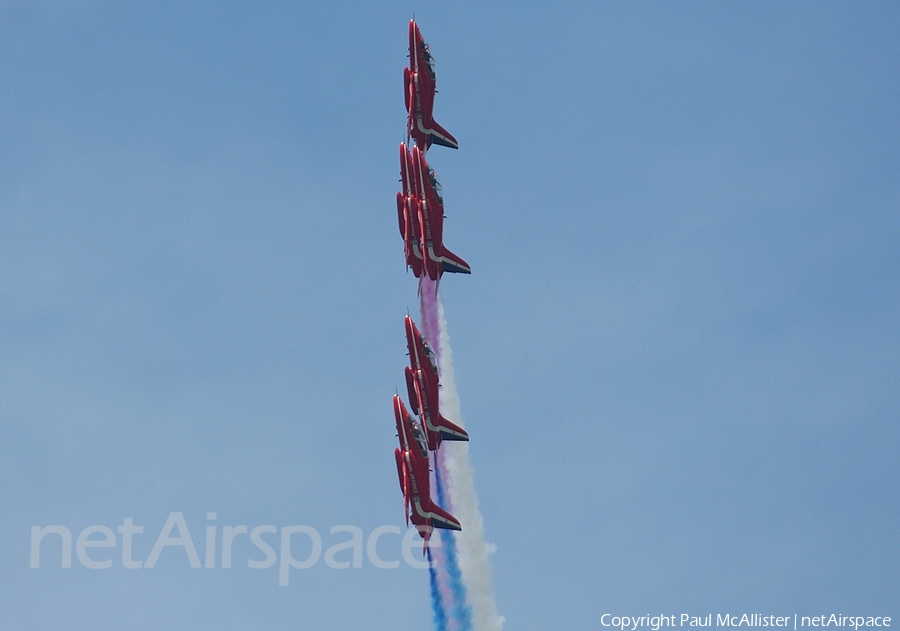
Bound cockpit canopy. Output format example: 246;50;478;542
422;43;436;80
418;334;439;373
426;168;443;205
411;420;429;457
424;348;438;374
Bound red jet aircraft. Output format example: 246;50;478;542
403;315;469;450
411;144;471;281
393;394;462;551
397;143;424;277
404;19;458;151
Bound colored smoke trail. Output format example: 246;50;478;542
427;547;448;631
426;501;460;631
421;278;472;631
419;278;441;355
433;462;473;630
419;278;504;631
435;299;505;631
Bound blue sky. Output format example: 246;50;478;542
1;2;898;629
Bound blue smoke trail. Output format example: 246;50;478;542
427;546;448;631
434;462;473;630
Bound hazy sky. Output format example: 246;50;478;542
1;2;898;629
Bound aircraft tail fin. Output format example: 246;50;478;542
441;247;471;274
430;504;462;531
437;414;469;442
428;119;459;149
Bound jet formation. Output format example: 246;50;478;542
391;20;470;552
397;143;470;282
393;313;469;552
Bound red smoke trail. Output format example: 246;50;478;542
419;278;441;355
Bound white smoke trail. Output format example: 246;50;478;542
436;299;505;631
